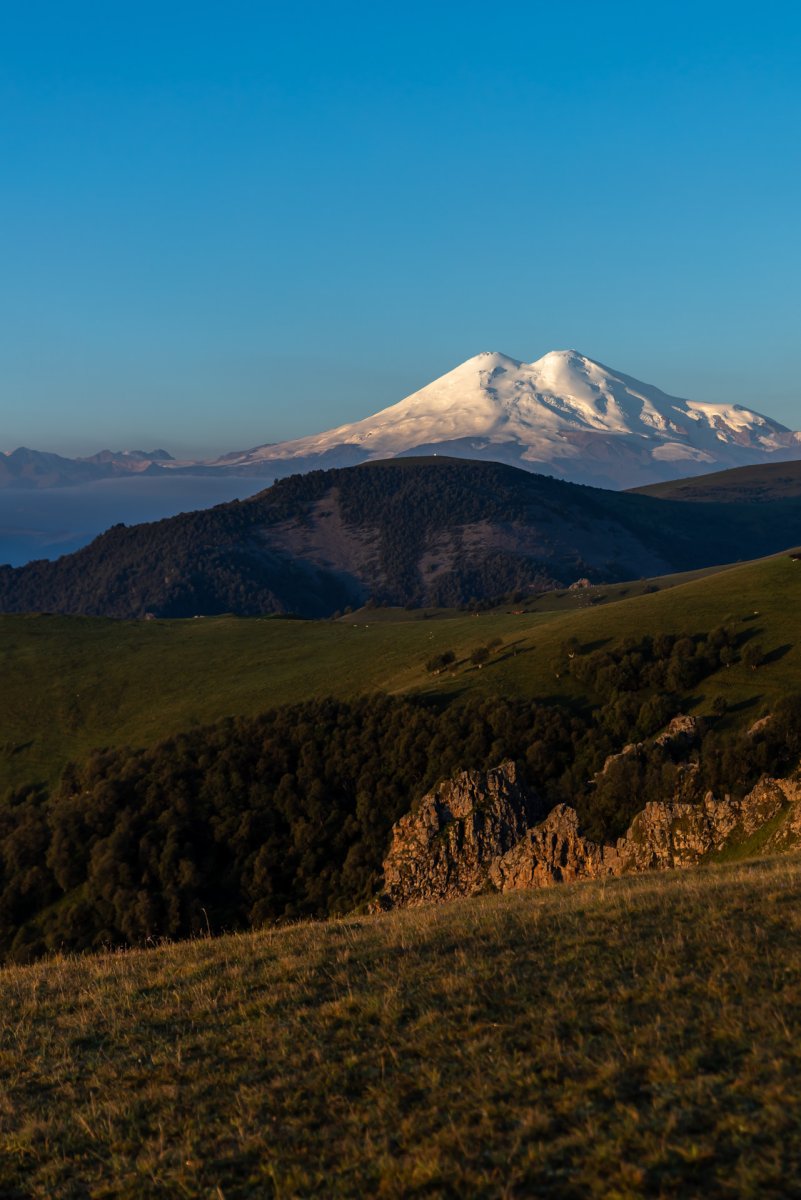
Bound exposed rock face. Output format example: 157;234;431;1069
375;762;801;910
489;805;621;891
375;762;539;909
617;780;788;871
654;713;701;748
596;742;642;776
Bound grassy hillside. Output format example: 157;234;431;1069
2;551;801;798
632;458;801;502
3;856;801;1198
0;607;563;795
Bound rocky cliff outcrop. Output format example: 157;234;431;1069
374;762;801;909
617;779;791;871
488;805;620;891
654;713;701;749
375;762;541;908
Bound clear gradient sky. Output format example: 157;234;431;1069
2;1;800;457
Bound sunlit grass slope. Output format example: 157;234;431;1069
2;552;800;796
3;856;801;1198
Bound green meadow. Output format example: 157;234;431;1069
2;552;800;797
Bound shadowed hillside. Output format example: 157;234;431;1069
2;457;801;618
4;859;801;1197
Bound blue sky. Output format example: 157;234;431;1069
2;1;800;456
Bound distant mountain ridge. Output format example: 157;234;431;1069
6;350;800;490
0;447;173;489
2;457;801;619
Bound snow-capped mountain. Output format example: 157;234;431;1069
214;350;801;489
5;351;799;491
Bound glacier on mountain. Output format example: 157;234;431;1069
5;350;799;492
213;349;801;489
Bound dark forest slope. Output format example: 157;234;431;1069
2;457;801;617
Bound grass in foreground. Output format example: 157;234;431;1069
4;856;801;1197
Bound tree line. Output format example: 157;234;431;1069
1;624;799;962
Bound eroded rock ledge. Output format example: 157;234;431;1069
374;761;801;910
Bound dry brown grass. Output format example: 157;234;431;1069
4;857;801;1196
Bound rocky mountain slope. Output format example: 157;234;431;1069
2;456;801;617
375;758;801;909
212;349;801;489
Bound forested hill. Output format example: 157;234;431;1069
2;456;801;618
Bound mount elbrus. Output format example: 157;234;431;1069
215;350;801;490
4;350;800;491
